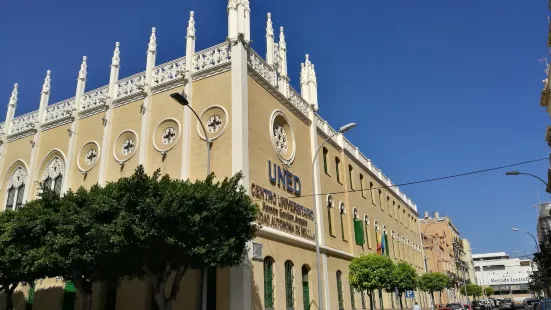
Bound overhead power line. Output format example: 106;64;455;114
253;157;549;201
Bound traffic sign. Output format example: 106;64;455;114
405;290;415;298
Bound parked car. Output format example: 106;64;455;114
500;298;515;310
524;298;540;310
535;299;551;310
473;301;487;310
446;303;466;310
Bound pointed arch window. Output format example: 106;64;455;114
42;156;65;195
5;167;27;210
339;202;346;240
264;257;275;310
284;260;294;309
364;215;371;249
301;265;310;310
327;195;334;236
336;271;344;310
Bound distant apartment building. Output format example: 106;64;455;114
462;239;476;284
473;252;534;301
420;212;472;305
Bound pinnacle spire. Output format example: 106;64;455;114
42;70;51;94
187;11;196;39
266;13;274;37
8;83;18;107
279;26;286;50
112;42;120;67
78;56;87;80
148;27;157;53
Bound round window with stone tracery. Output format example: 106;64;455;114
207;115;222;133
85;149;98;165
162;127;176;145
273;124;288;154
122;139;135;155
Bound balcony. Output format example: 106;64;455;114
541;87;550;107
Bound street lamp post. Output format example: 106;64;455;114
511;228;540;252
171;91;211;310
505;171;551;193
311;122;356;310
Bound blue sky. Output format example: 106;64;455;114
0;0;549;256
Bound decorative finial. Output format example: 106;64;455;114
42;70;51;94
78;56;87;80
112;42;120;67
300;63;307;84
279;27;286;50
187;11;196;38
227;0;238;10
148;27;157;53
8;83;18;107
266;13;274;37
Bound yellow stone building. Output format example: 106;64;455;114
0;2;428;310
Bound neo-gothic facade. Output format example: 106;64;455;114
0;2;429;310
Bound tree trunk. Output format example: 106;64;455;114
146;264;187;310
6;289;14;310
81;292;93;310
368;291;375;310
378;289;384;310
439;291;443;306
399;292;404;309
73;279;94;310
430;291;435;309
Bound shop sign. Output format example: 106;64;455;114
487;274;529;285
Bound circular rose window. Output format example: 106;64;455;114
269;110;296;165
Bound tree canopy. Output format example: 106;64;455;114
460;283;483;300
419;272;451;306
111;166;259;310
349;254;396;310
483;286;494;298
389;262;418;309
0;166;259;310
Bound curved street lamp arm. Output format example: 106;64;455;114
186;105;211;175
517;173;548;187
519;229;540;252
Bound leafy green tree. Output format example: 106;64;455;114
349;254;396;310
419;272;450;306
40;185;128;310
533;236;551;297
113;166;259;310
484;286;494;298
0;191;60;310
460;284;483;301
388;262;418;309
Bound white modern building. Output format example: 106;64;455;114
473;252;534;301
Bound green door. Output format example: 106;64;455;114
62;281;77;310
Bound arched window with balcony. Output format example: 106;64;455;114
339;202;346;240
5;166;27;210
327;195;334;236
364;215;371;249
42;156;65;195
